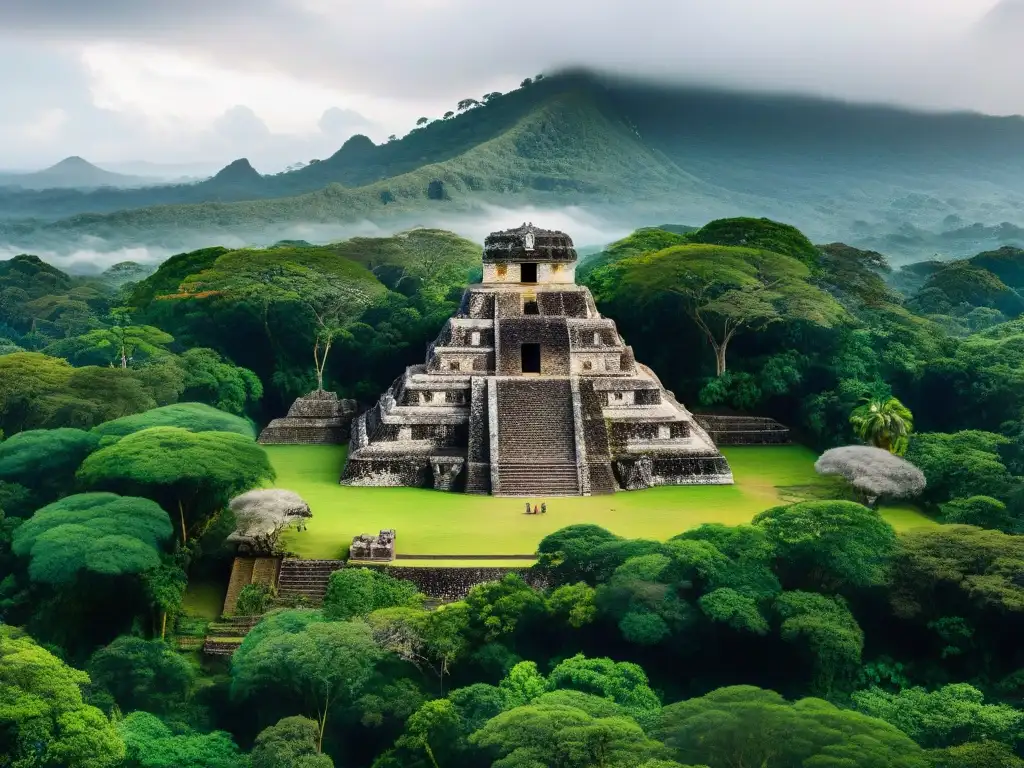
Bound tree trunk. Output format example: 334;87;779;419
317;693;330;753
714;341;728;376
313;338;332;392
161;611;167;640
423;741;440;768
178;500;188;544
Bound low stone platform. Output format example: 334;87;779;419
694;415;791;446
258;390;357;445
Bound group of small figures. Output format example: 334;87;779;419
524;502;547;515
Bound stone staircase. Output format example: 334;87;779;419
202;616;263;657
276;559;345;604
495;379;580;495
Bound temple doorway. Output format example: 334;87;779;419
520;263;537;283
521;343;541;374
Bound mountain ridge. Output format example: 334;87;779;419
3;69;1024;260
0;156;156;191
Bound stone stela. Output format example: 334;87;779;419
340;223;734;495
349;529;396;562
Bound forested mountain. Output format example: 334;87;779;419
3;70;1024;261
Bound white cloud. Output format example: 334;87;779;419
19;108;68;143
0;0;1021;169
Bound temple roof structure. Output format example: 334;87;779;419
482;222;578;263
341;225;732;495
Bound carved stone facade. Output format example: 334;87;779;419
341;223;733;494
258;390;357;445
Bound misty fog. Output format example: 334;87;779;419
0;205;636;275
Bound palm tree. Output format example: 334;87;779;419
849;396;914;455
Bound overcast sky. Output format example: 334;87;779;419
0;0;1019;173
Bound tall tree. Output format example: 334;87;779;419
92;403;256;442
470;700;669;768
252;716;334;768
76;309;173;369
0;625;126;768
77;427;274;544
12;492;172;586
752;500;897;591
0;427;99;505
117;712;248;768
850;396;915;455
87;636;194;716
656;685;927;767
852;683;1024;749
612;245;844;375
232;611;384;752
814;446;926;507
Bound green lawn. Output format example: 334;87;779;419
271;445;937;560
181;579;226;620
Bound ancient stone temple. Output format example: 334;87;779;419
258;390;357;445
341;223;733;495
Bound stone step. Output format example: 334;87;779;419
496;379;578;467
497;461;580;495
276;558;345;604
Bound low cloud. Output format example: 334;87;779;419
0;205;637;276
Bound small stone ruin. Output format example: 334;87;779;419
258;389;357;445
349;529;396;562
693;415;791;446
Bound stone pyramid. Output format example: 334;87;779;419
341;224;733;495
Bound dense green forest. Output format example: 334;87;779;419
2;218;1024;767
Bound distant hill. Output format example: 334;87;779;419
97;159;221;181
4;70;1024;260
0;156;157;190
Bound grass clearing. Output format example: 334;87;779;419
270;444;937;560
181;579;226;620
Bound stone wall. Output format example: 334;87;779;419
465;377;492;493
538;291;589;318
465;292;496;319
614;454;734;489
482;262;577;284
578;379;617;494
496;318;572;375
341;455;433;487
368;565;551;601
694;415;791;445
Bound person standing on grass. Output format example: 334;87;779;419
541;502;547;515
525;501;532;515
534;504;539;515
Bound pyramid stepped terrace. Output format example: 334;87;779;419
340;223;733;495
